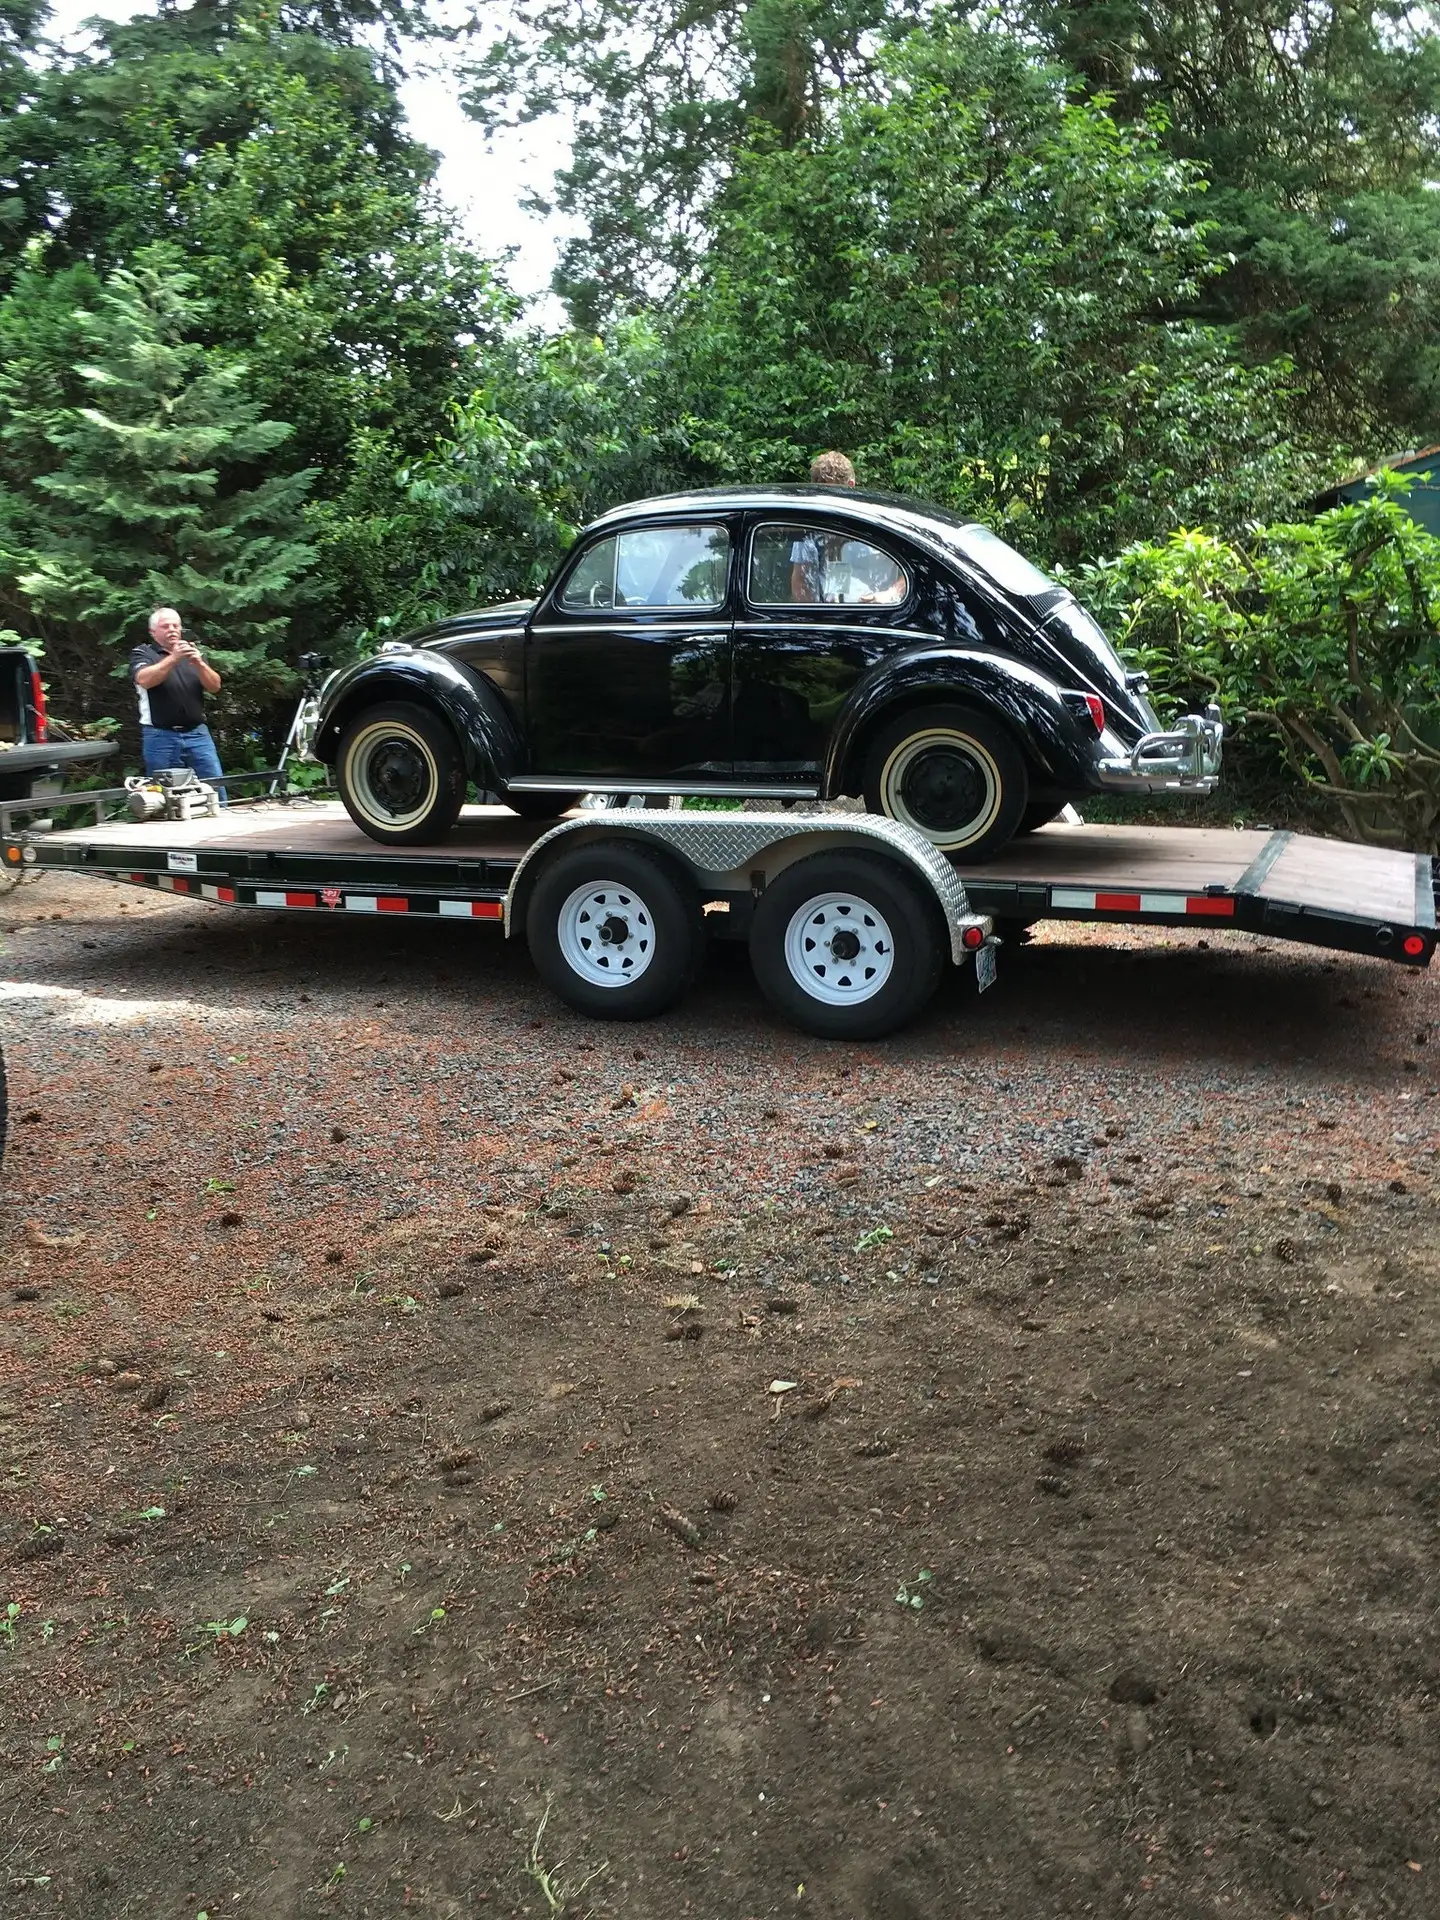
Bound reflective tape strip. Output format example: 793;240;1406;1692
377;896;408;913
255;889;317;908
345;895;379;912
1051;886;1236;919
439;899;504;919
200;885;236;904
159;875;192;894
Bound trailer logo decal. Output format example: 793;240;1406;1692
321;887;342;909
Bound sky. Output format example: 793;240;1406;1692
43;1;575;310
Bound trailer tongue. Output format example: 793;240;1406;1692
3;794;1433;1036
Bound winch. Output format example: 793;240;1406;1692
125;767;222;822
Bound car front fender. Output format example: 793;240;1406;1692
822;647;1094;797
313;649;524;784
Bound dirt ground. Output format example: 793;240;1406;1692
1;864;1437;1920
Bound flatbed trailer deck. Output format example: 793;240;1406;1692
3;797;1434;1036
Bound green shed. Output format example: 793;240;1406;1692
1312;445;1440;533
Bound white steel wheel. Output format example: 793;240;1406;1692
526;841;703;1020
782;891;895;1006
750;850;946;1040
557;879;657;988
862;703;1028;859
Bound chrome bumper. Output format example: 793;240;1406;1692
1097;706;1223;793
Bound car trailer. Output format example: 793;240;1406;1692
2;781;1435;1039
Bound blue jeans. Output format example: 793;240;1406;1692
142;723;227;804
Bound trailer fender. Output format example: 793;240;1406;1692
504;812;991;966
823;648;1092;798
313;651;523;786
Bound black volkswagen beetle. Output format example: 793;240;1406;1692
309;486;1222;858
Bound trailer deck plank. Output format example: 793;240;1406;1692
973;822;1267;892
1247;833;1426;926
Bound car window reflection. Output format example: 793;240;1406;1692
561;525;731;611
749;522;909;608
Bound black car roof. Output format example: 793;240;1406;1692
586;484;982;544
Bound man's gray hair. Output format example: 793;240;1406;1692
148;606;180;636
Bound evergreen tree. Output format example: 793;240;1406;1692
0;251;317;730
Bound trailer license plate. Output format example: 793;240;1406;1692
975;942;997;993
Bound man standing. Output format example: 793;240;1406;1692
130;607;226;795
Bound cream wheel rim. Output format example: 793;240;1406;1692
345;720;440;831
880;727;1003;850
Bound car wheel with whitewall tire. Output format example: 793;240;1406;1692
863;703;1028;859
525;841;704;1019
748;850;946;1040
337;700;465;846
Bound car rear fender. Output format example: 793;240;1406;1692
314;651;523;784
823;647;1093;797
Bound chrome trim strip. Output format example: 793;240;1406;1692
507;776;820;798
529;622;733;637
734;622;940;643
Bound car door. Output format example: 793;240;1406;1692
731;516;920;780
523;519;735;781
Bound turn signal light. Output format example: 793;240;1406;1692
4;845;19;863
962;925;985;950
1402;934;1426;957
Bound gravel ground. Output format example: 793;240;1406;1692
1;865;1438;1919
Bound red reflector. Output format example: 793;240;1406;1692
1084;693;1104;732
962;925;984;950
1185;896;1236;917
1403;934;1426;957
376;896;408;913
1095;891;1141;912
285;891;317;909
217;886;235;904
474;901;504;920
29;663;47;742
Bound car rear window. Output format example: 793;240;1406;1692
561;524;731;611
748;522;909;607
943;523;1059;605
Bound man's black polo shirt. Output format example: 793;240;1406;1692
130;642;207;731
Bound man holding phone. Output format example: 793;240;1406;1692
130;606;226;798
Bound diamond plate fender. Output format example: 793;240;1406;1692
504;811;988;964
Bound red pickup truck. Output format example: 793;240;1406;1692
0;644;116;803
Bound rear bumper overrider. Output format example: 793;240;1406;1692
1095;706;1223;793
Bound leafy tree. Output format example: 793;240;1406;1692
310;320;683;641
1016;1;1440;446
1077;475;1440;849
669;18;1312;560
0;251;317;735
462;0;920;323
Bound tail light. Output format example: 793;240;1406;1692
962;924;985;950
1063;690;1105;735
28;661;47;742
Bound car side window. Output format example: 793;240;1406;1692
560;524;731;611
748;522;910;608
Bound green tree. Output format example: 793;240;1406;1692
1017;1;1440;446
462;0;919;323
0;251;317;734
669;19;1311;560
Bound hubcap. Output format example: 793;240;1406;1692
557;881;656;987
881;728;1002;848
783;892;895;1005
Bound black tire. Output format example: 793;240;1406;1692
862;703;1028;859
749;850;946;1040
526;841;703;1020
337;700;465;845
505;791;584;821
1015;802;1063;836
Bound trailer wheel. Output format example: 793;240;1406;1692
337;700;465;845
749;851;946;1039
526;842;702;1020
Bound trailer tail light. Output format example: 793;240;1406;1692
29;661;47;741
962;924;985;950
1403;934;1426;957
